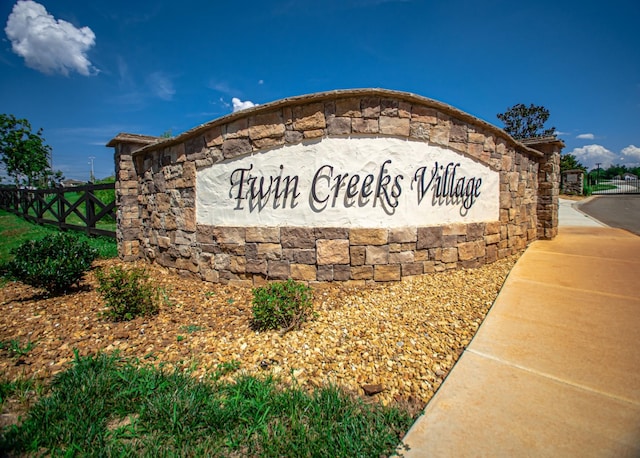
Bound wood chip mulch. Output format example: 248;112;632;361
0;254;520;409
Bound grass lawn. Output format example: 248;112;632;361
0;210;117;262
0;353;413;457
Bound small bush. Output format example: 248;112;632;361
96;266;160;321
251;279;313;333
1;232;97;294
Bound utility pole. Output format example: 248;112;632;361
88;156;95;182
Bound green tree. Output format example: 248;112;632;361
496;103;556;140
560;153;586;172
0;114;59;187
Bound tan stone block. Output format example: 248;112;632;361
350;228;388;245
176;257;199;273
205;126;223;147
484;234;501;245
202;268;219;283
281;227;315;248
389;243;402;252
502;154;513;171
430;125;450;146
327;116;351;135
450;123;467;143
417;226;442;249
441;247;458;263
317;239;350;265
389;227;417;243
467;142;484;158
366;245;389;264
246;227;280;243
457;242;477;261
410;122;430;141
225;118;248;139
414;249;429;262
253;137;285;149
443;223;467;236
158;236;171;249
303;129;324;138
222;138;252;158
380;98;398;116
350;265;373;280
398;101;411;118
257;243;282;260
361;97;380;118
350;246;366;266
293;103;326;130
374;265;400;281
335;98;361;117
379;116;410;136
352;118;379;134
246;260;267;274
315;227;349;239
485;221;500;235
411;105;438;124
402;262;424;277
248;112;285;139
290;264;317;281
212;227;245;244
267;261;289;280
230;256;246;273
389;251;414;264
469;132;485;144
182;207;196;232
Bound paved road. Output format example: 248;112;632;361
578;195;640;236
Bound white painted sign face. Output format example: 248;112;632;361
196;137;499;228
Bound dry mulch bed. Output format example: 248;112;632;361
0;254;519;410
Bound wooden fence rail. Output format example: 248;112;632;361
0;183;116;238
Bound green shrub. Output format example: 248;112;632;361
251;279;313;333
96;266;160;321
1;232;97;294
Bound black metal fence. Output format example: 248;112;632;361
0;183;116;237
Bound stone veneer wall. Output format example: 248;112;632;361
108;89;562;285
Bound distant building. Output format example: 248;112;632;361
623;172;638;181
62;179;86;187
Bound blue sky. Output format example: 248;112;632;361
1;0;638;181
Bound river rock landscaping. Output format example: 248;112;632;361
0;253;519;410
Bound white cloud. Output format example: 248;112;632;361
232;97;257;112
576;133;595;140
146;72;175;100
621;145;640;164
570;144;618;170
5;0;96;76
258;79;264;85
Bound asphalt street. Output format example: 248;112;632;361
578;195;640;236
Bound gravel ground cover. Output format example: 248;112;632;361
0;253;519;409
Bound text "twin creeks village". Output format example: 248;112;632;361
228;160;484;216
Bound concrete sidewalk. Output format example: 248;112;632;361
399;203;640;456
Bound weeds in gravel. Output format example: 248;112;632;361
0;339;35;359
0;352;413;457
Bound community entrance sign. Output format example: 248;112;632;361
108;88;562;284
197;137;499;228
